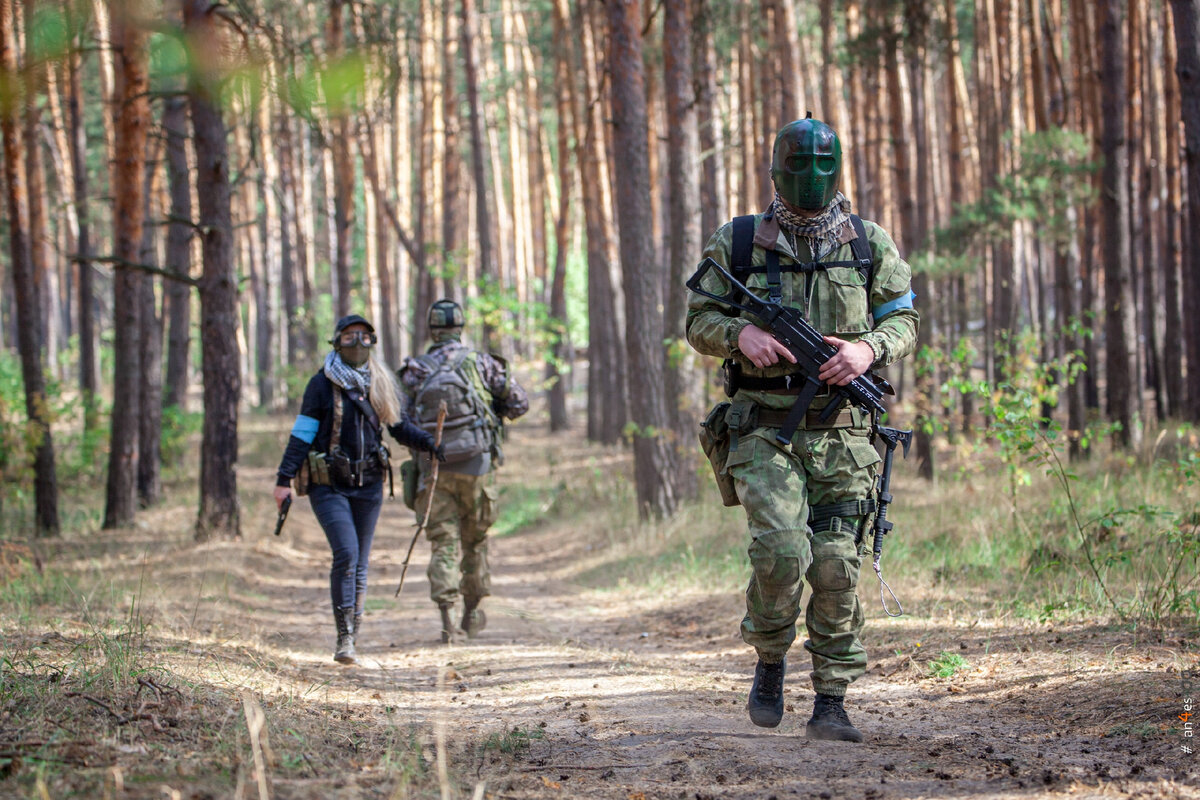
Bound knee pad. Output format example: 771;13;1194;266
747;529;807;623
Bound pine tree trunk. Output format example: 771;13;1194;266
903;0;936;481
663;0;700;500
574;0;627;444
607;0;679;519
692;0;726;240
1168;0;1200;420
24;59;55;375
137;154;163;508
103;3;150;529
547;0;574;432
1099;0;1142;447
163;93;193;410
461;0;496;349
442;0;460;294
329;0;354;320
1163;3;1186;418
186;0;240;540
1;0;58;535
66;18;98;432
276;110;303;365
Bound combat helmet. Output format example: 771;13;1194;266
428;299;465;329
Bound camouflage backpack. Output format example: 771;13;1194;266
410;349;500;463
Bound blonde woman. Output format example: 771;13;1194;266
274;314;443;664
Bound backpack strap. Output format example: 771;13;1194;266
847;214;874;299
343;388;381;435
731;214;785;303
730;214;756;273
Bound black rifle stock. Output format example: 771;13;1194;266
686;257;894;444
687;256;912;614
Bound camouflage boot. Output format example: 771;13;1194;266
806;693;863;742
439;603;465;644
460;597;487;639
334;606;357;665
747;656;786;728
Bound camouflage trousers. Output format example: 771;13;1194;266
417;471;499;607
726;423;881;697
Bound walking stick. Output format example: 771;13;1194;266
395;401;447;597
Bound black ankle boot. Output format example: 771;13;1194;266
352;593;363;647
439;604;465;644
747;657;786;728
806;693;863;742
460;597;486;639
334;606;357;664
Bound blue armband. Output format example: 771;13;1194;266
872;291;916;321
290;414;320;444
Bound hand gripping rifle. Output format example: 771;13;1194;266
686;257;912;614
686;257;895;442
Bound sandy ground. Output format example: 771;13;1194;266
6;420;1198;800
210;423;1200;800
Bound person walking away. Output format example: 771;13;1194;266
275;314;443;664
398;299;529;643
685;116;919;741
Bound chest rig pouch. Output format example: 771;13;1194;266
326;386;391;489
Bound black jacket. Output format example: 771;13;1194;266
276;370;435;487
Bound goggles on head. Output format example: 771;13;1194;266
336;330;377;348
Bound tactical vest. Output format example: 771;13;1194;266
730;213;875;335
411;349;499;464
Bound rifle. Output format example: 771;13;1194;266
686;257;894;445
687;256;912;614
871;426;911;617
273;495;292;537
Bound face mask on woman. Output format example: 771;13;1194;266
336;330;376;368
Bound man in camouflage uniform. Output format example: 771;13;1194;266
399;299;529;643
686;117;918;741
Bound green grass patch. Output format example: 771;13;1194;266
927;651;969;678
493;483;565;537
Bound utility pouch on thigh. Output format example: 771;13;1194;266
699;401;740;507
293;456;311;497
307;450;332;487
400;460;418;510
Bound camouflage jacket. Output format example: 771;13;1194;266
685;211;920;412
398;340;529;420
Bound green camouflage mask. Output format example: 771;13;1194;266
770;117;842;211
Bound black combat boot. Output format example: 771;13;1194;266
747;657;786;728
460;597;487;639
352;593;364;647
806;693;863;742
439;603;465;644
334;606;357;664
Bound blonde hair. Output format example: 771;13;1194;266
367;349;403;427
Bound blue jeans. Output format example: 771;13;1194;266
309;483;384;610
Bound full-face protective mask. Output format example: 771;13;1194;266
770;116;843;211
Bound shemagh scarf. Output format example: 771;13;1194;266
771;191;853;261
324;350;371;396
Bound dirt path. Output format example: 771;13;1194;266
216;423;1199;800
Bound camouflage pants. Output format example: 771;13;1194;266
725;424;881;697
417;471;499;607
